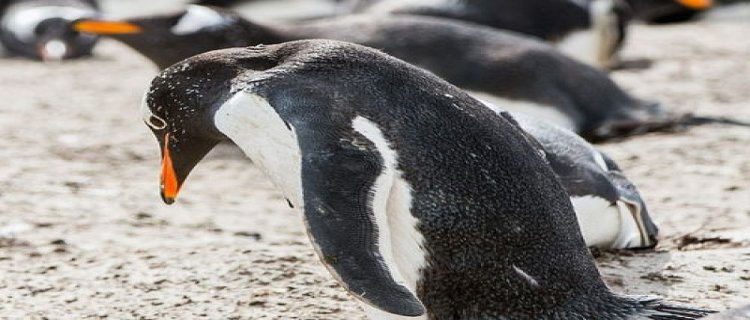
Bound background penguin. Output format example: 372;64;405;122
625;0;713;23
347;0;632;69
141;39;712;319
72;6;684;141
0;0;99;61
501;111;660;249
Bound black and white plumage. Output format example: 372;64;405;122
349;0;632;68
142;39;712;319
73;6;667;141
505;111;660;249
0;0;99;60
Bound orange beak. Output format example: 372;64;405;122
160;133;180;204
675;0;713;10
73;20;143;35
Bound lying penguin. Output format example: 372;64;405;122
0;0;99;61
142;39;712;319
73;6;675;141
348;0;631;69
494;111;659;249
625;0;713;23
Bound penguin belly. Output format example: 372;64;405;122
571;196;646;249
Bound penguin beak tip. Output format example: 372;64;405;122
160;192;176;205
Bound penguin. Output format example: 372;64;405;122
141;39;713;319
625;0;713;23
348;0;632;69
495;111;660;249
72;6;673;141
0;0;99;61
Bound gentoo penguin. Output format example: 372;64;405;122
349;0;632;69
498;111;659;249
625;0;713;23
142;39;712;319
0;0;99;61
72;7;670;141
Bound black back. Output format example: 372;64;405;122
354;0;592;40
625;0;703;23
280;15;651;139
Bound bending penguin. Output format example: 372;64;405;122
0;0;99;61
73;6;674;141
142;39;712;319
348;0;631;69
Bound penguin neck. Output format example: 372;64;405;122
213;91;304;207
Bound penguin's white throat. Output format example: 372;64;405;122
213;92;304;206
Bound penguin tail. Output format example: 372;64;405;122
678;114;750;128
636;296;716;319
587;103;750;142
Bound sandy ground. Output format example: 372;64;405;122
1;1;750;319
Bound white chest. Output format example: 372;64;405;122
214;92;303;206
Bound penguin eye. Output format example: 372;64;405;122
147;115;167;129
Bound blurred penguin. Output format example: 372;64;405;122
0;0;99;61
349;0;632;69
625;0;713;23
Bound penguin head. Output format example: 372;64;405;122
142;44;286;203
0;5;99;61
72;5;258;69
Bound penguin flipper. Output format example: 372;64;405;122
296;126;425;317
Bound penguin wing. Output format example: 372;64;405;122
295;122;425;317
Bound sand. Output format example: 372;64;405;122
0;1;749;319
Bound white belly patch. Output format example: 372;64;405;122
571;195;645;249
